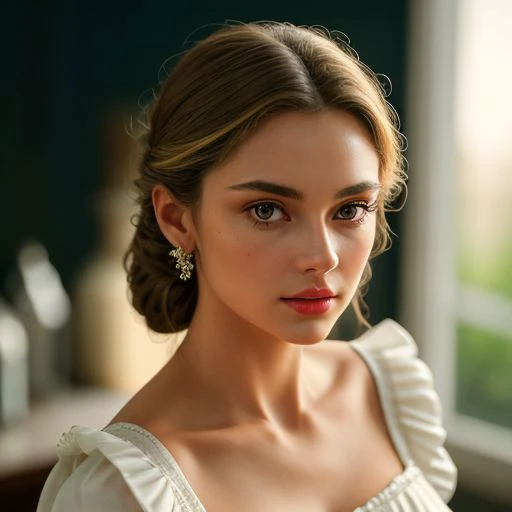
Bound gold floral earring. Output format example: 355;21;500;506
169;247;194;281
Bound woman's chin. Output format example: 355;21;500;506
282;325;335;346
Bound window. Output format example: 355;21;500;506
401;0;512;504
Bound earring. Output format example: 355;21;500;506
169;247;194;281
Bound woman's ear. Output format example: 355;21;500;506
152;185;196;252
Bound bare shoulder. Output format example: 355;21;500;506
307;339;399;454
108;364;181;432
109;380;162;428
108;359;221;442
307;338;404;475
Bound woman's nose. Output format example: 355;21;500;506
293;224;339;275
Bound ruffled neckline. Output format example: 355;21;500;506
54;318;456;511
99;423;422;512
349;319;457;503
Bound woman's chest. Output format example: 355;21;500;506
164;422;404;512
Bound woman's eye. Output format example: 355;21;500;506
335;201;372;222
250;202;284;222
338;204;360;220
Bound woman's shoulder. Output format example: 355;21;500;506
346;319;458;503
37;424;179;511
108;361;185;434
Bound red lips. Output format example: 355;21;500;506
281;288;337;315
285;288;336;300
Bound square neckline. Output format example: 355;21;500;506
104;421;418;512
104;338;419;512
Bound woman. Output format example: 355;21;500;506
38;21;457;511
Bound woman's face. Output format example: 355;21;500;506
192;109;380;344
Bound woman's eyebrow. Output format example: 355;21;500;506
227;180;302;199
227;180;380;200
334;181;381;199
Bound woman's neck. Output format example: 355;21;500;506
165;296;314;432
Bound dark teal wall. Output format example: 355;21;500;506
2;0;408;324
6;6;512;509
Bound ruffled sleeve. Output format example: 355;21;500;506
36;426;177;512
350;319;458;503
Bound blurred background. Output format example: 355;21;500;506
1;0;511;510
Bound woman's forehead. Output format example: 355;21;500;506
207;110;380;193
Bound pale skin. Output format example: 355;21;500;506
112;110;404;511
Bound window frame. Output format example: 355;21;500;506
400;0;512;504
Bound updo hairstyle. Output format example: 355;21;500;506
125;21;406;334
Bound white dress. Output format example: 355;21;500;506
37;319;457;511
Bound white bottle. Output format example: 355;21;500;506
13;242;72;399
0;297;29;426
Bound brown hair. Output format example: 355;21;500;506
125;21;406;333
